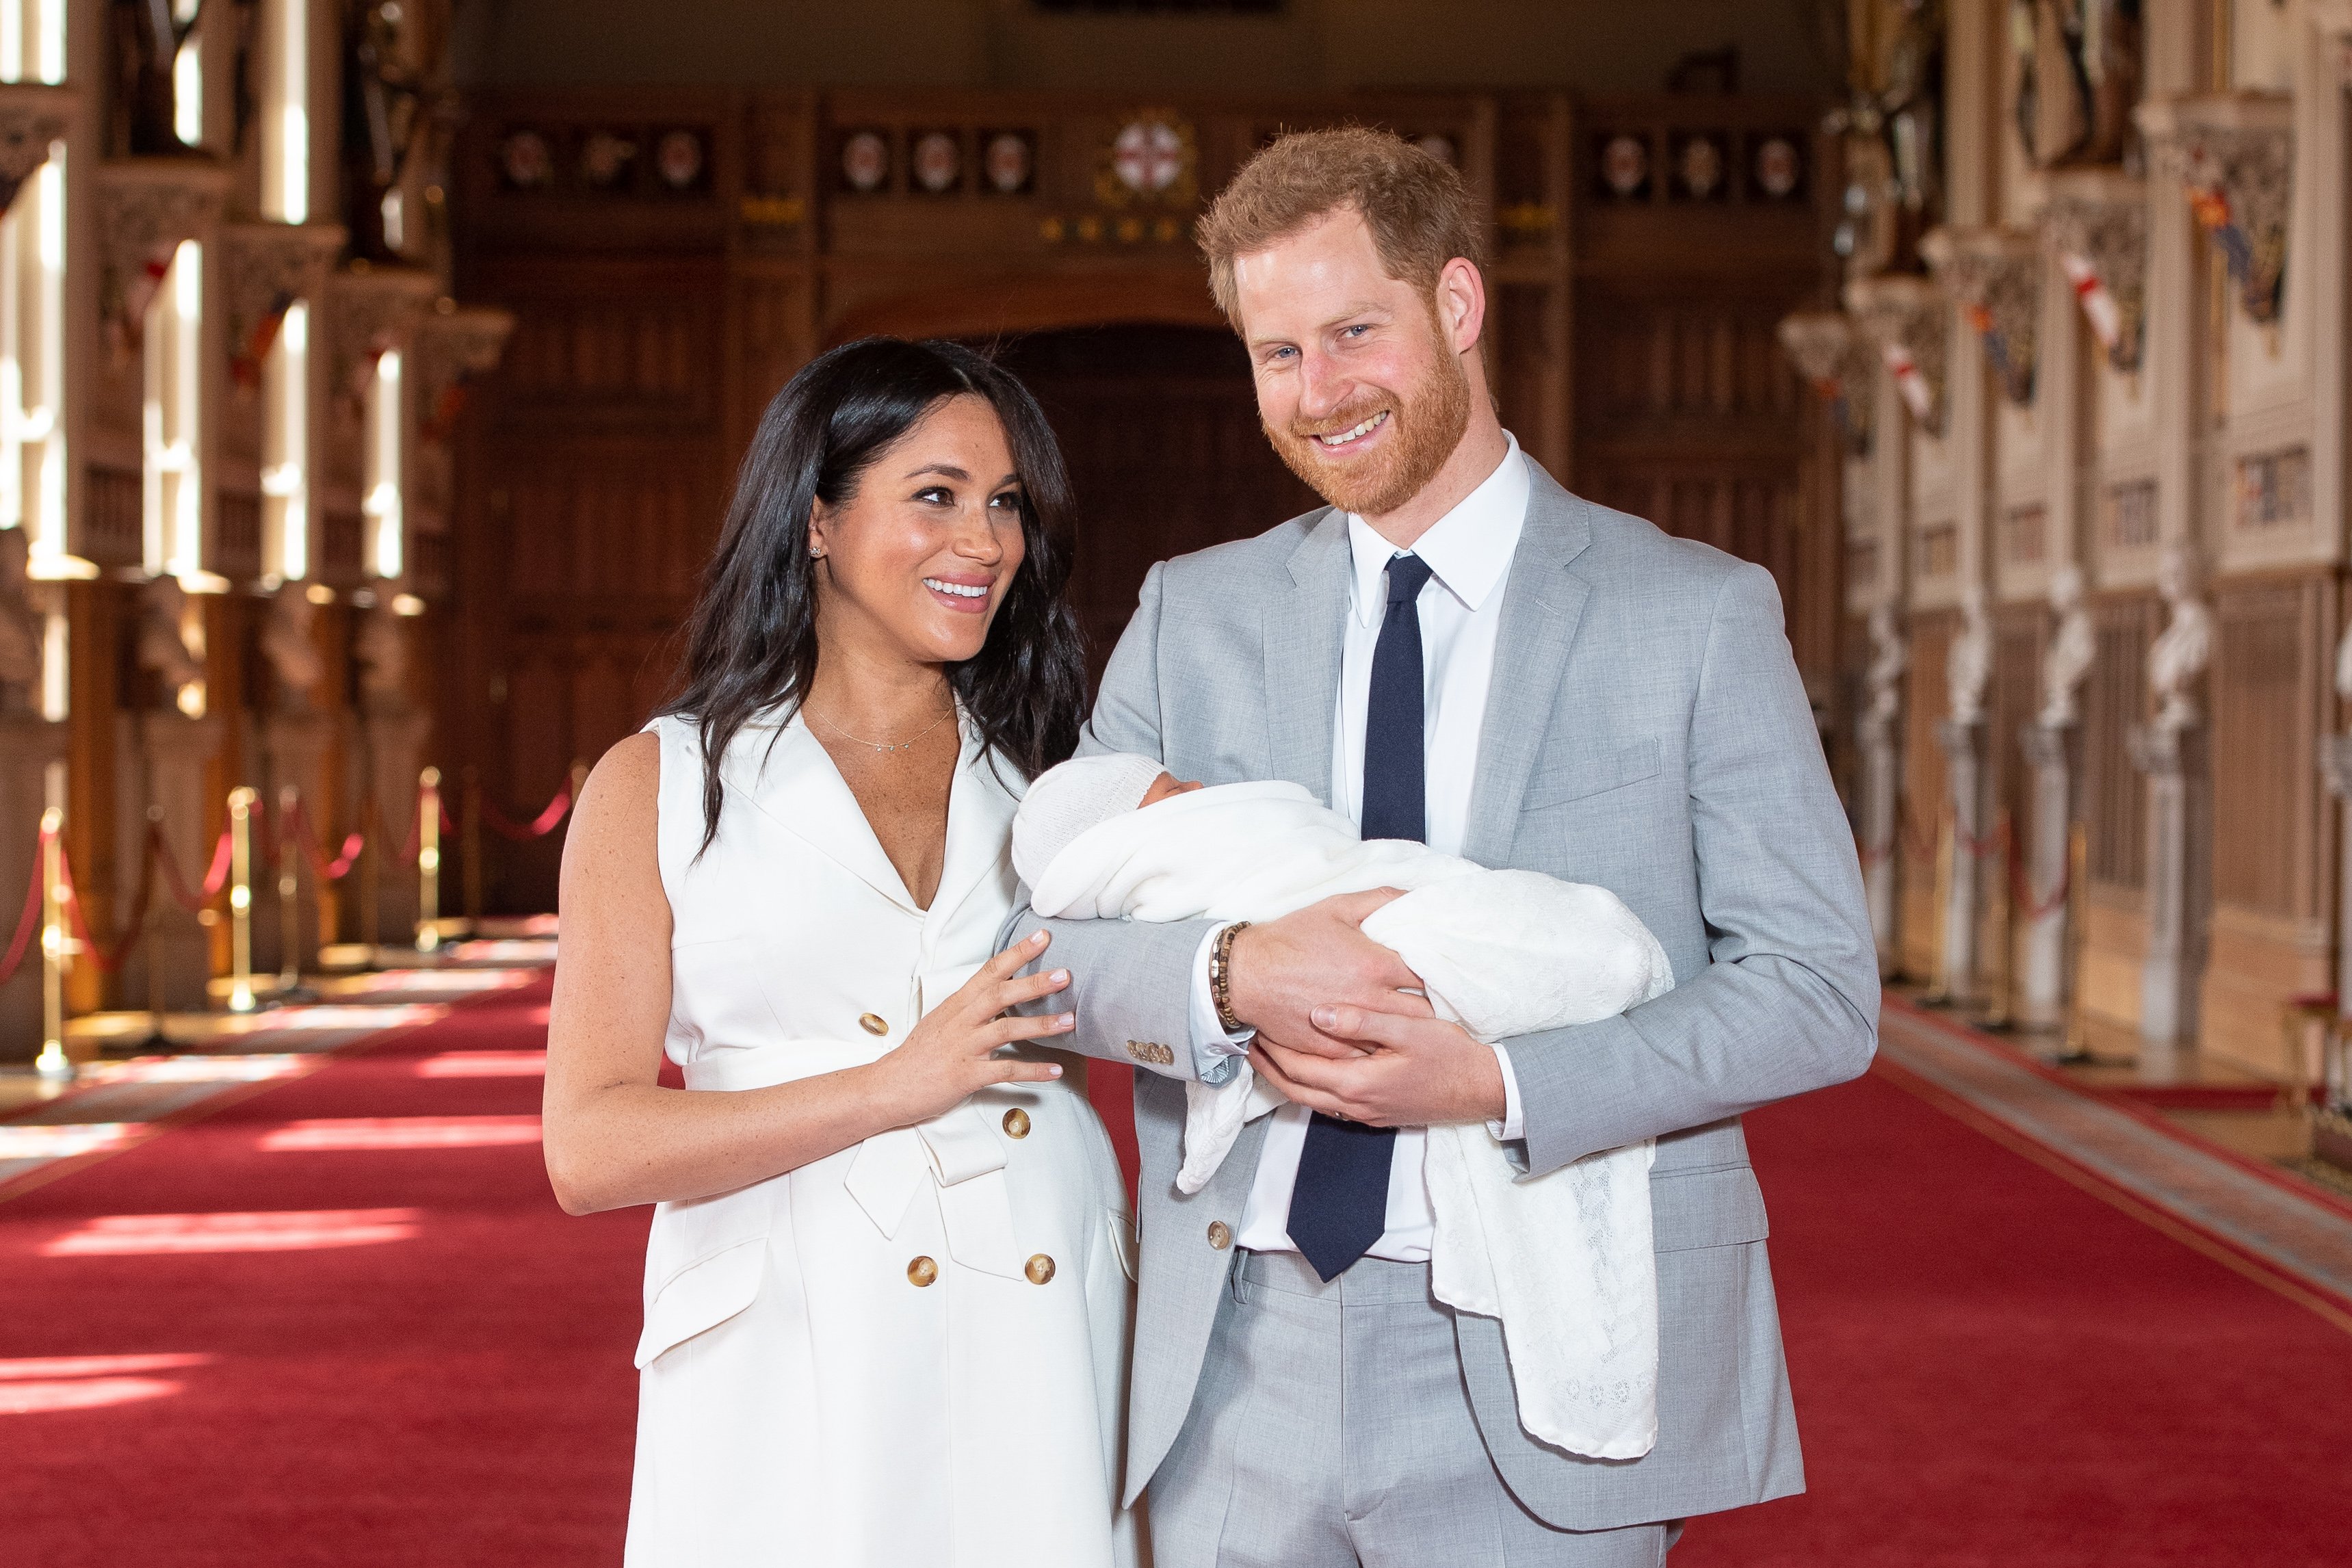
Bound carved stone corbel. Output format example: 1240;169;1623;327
1923;226;2041;406
2039;168;2147;374
1844;273;1948;437
320;264;439;412
2137;93;2293;327
218;221;349;391
0;81;71;218
1777;310;1876;455
2308;0;2352;90
413;304;516;445
95;157;231;365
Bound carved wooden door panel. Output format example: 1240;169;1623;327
451;254;728;912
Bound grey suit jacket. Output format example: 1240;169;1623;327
1006;456;1878;1530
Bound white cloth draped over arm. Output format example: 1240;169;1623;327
1022;779;1679;1460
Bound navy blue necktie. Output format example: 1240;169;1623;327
1287;552;1433;1281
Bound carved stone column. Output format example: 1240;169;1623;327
218;220;347;391
1923;226;2043;407
408;305;516;596
1856;603;1907;973
1777;309;1875;457
2017;721;2078;1030
259;585;335;978
1845;274;1948;438
2128;722;2210;1060
355;603;427;948
1935;716;1989;1002
2321;733;2352;1028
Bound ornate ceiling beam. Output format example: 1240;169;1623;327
2135;92;2293;328
1922;226;2042;408
1844;273;1948;438
0;81;72;218
2036;168;2147;376
95;157;231;365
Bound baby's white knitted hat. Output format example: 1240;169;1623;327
1012;753;1169;889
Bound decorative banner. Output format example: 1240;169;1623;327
2058;250;2122;356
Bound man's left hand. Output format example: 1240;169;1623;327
1250;1005;1506;1127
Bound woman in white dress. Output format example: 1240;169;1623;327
545;339;1138;1567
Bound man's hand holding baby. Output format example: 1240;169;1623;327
1225;889;1508;1126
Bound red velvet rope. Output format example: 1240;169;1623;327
478;783;572;841
0;820;50;987
152;823;235;914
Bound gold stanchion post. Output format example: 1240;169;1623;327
415;767;442;954
225;787;258;1012
33;797;69;1082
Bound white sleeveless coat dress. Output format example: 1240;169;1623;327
625;711;1139;1567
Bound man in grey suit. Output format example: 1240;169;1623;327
1009;127;1877;1566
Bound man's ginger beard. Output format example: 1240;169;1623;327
1264;302;1474;519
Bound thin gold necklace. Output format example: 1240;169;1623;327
809;701;955;755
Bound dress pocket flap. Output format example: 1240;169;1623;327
1521;738;1664;810
634;1236;766;1369
1648;1165;1770;1253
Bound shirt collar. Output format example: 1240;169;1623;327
1344;432;1528;627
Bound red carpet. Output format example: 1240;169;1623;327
5;992;2348;1565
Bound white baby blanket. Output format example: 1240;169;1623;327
1023;780;1675;1460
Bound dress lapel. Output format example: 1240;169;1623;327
722;712;922;915
1463;465;1597;867
1263;508;1350;800
926;720;1020;928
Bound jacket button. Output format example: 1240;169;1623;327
907;1256;938;1287
1002;1108;1031;1139
1207;1221;1232;1251
1025;1254;1056;1285
859;1013;889;1036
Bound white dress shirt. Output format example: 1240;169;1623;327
1187;433;1530;1262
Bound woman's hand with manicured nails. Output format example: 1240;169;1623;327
870;930;1073;1125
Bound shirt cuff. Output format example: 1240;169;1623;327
1485;1043;1525;1142
1188;925;1254;1086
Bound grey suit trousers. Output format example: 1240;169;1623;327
1149;1250;1682;1568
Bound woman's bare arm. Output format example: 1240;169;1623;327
542;733;1073;1216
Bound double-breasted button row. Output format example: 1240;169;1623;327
908;1254;1058;1285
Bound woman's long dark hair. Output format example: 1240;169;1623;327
664;337;1088;852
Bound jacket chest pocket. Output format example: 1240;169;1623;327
1519;737;1664;812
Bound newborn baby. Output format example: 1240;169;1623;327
1012;751;1675;1461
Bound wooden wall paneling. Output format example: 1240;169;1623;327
1901;610;1955;980
2085;594;2157;890
2210;575;2327;920
2202;571;2336;1071
1492;92;1572;482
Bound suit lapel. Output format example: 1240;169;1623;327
1463;467;1596;867
1263;508;1350;800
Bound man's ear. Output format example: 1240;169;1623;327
1435;257;1487;357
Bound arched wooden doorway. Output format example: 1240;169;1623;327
981;324;1316;675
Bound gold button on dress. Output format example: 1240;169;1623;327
859;1012;889;1036
1025;1254;1056;1285
1002;1108;1031;1139
907;1255;939;1287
